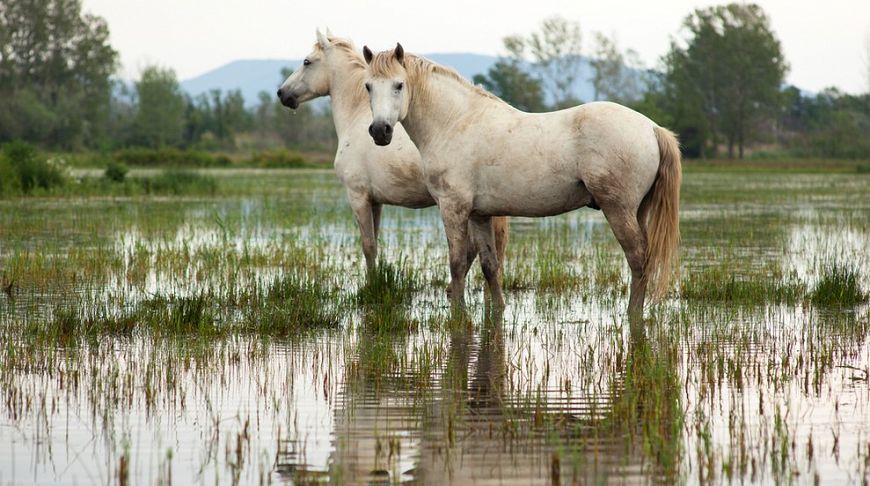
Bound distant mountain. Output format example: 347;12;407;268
180;53;598;107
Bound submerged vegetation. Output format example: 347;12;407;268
0;166;868;484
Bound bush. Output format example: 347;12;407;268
104;161;129;182
113;147;231;167
245;149;316;168
141;169;217;195
1;141;66;194
0;156;21;196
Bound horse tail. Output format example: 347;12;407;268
643;126;682;302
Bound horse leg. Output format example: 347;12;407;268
371;202;383;240
490;216;509;284
469;216;505;307
602;205;648;320
447;228;478;298
349;194;377;274
440;202;472;307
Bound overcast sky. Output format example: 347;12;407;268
82;0;870;94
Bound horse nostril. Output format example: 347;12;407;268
368;124;375;136
384;124;393;134
276;88;283;99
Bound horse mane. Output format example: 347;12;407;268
315;35;368;106
368;48;505;105
316;35;366;70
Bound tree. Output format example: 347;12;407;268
473;37;546;112
505;16;583;108
473;62;546;112
664;3;788;158
589;32;646;104
0;0;118;147
131;66;186;147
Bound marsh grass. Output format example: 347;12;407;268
243;273;341;335
603;323;684;479
356;261;418;308
2;167;870;485
810;261;868;307
681;265;806;304
137;169;218;195
354;261;421;333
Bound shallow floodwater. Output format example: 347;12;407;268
1;168;868;484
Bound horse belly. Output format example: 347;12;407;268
473;170;591;217
368;159;435;209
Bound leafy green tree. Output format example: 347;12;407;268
474;34;543;111
589;32;646;104
664;3;788;158
527;16;583;107
789;88;870;158
502;16;583;108
0;0;118;148
131;66;186;148
473;59;546;112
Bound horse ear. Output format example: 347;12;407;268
325;27;334;38
395;43;404;65
316;28;329;49
363;46;373;64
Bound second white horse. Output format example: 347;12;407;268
277;31;508;279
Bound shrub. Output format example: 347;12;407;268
141;169;217;195
113;148;231;167
104;161;129;182
246;149;316;168
0;156;21;196
1;141;66;194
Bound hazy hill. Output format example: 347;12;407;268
180;53;597;107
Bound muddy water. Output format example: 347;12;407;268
0;169;868;484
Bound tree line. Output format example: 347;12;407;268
2;0;869;159
473;6;869;159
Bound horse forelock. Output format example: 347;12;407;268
368;49;406;78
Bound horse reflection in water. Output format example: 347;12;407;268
317;307;682;484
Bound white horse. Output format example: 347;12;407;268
277;31;508;279
362;44;681;316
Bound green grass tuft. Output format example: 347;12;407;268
356;261;419;333
681;266;806;304
141;169;217;195
810;262;868;307
244;274;340;335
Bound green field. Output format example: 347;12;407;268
0;165;868;484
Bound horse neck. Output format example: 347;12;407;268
402;72;490;151
327;59;369;137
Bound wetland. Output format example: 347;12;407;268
0;165;868;484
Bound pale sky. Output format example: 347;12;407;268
83;0;870;94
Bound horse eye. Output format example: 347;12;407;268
303;59;311;66
365;83;371;92
395;82;404;91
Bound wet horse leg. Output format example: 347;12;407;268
602;205;648;320
349;194;377;273
469;215;505;307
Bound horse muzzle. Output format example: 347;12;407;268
276;88;299;109
368;121;393;146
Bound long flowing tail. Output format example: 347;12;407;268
644;126;682;301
